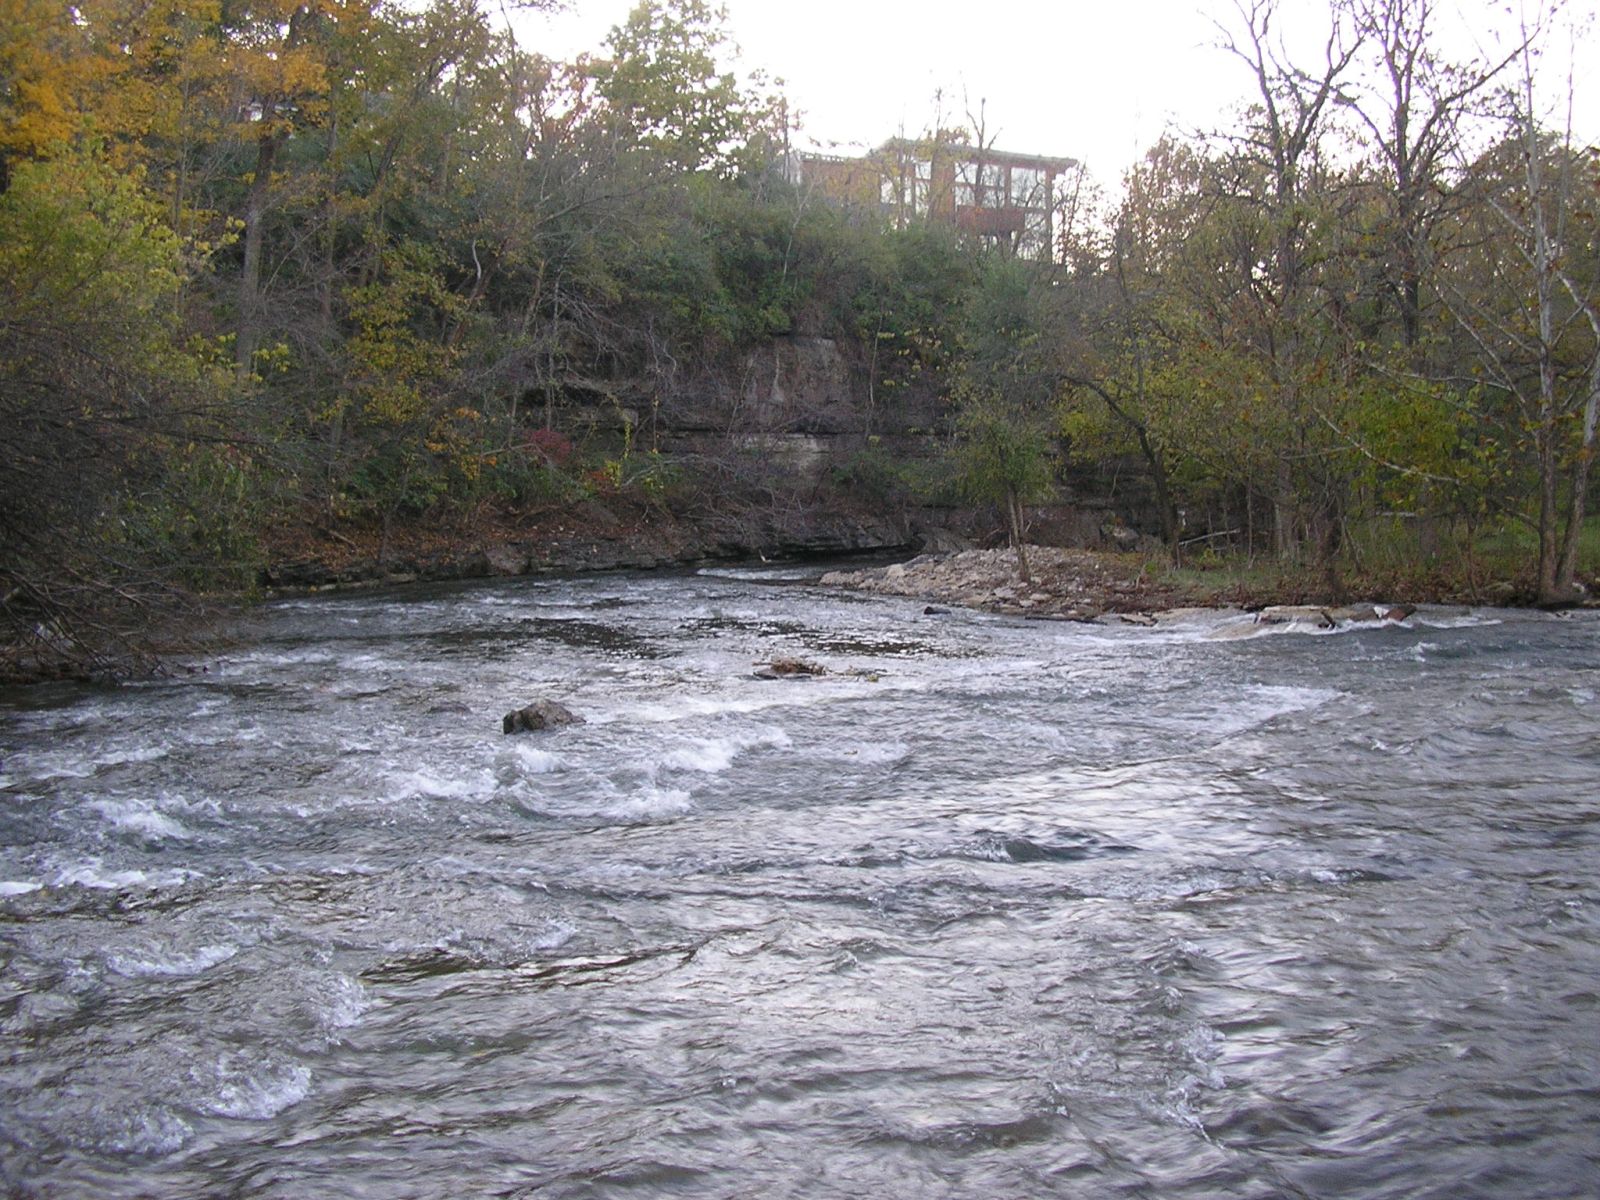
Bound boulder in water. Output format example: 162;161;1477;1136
1251;602;1418;631
1255;605;1337;629
502;699;583;734
753;656;826;680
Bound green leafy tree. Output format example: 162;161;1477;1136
948;388;1057;582
0;149;234;673
593;0;779;176
1440;120;1599;602
943;254;1064;580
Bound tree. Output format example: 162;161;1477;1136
0;0;98;186
1209;0;1366;565
1055;138;1209;559
1439;39;1599;602
222;1;350;378
945;253;1062;580
593;0;779;176
0;150;231;674
1345;0;1520;354
949;389;1056;582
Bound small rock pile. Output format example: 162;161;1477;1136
820;546;1174;621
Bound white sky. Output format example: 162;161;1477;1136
510;0;1597;187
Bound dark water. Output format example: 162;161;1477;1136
1;568;1597;1198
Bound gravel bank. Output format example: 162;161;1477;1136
820;545;1200;622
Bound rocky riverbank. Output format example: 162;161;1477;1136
821;542;1600;625
259;498;914;593
819;545;1460;627
819;546;1201;621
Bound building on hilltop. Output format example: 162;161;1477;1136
793;137;1080;261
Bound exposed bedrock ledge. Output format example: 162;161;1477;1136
260;505;919;593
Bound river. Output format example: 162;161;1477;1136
1;566;1597;1198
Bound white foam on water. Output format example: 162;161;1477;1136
227;647;338;669
50;858;192;891
89;797;194;841
96;746;170;768
696;565;821;582
21;758;98;782
385;766;496;804
659;725;792;774
610;692;780;724
601;781;694;820
101;1105;194;1156
516;920;576;955
1206;618;1318;641
195;1055;312;1120
1412;608;1505;629
511;744;563;774
105;942;239;978
611;673;912;726
1220;684;1341;732
1174;1023;1227;1090
341;652;401;672
317;973;370;1032
175;697;226;724
1203;610;1431;641
5;701;115;734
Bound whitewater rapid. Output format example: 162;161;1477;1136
2;569;1596;1198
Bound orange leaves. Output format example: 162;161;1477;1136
0;0;106;160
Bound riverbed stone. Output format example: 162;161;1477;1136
753;656;826;680
1257;605;1336;625
502;699;583;734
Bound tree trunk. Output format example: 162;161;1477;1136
1068;377;1180;562
1556;340;1600;595
1006;485;1031;583
1273;459;1299;562
1535;421;1561;603
1312;485;1347;602
1140;427;1180;563
236;130;283;381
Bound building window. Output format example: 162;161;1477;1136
1010;166;1042;205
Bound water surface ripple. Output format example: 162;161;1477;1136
2;570;1597;1198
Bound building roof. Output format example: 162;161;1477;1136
874;137;1079;173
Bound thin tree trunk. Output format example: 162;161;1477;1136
1006;485;1031;583
1556;337;1600;594
320;106;339;334
1273;459;1298;562
1067;377;1180;562
1521;52;1565;605
236;130;283;381
1538;429;1560;602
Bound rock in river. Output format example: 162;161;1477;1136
502;699;584;734
752;656;827;681
1256;603;1418;628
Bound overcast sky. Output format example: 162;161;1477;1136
511;0;1597;187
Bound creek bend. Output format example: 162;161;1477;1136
1;567;1597;1198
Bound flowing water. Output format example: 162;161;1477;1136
1;567;1597;1198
